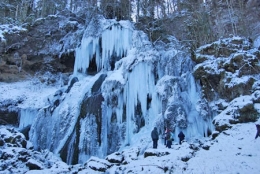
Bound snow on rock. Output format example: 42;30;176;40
84;156;112;172
0;25;27;43
0;80;58;110
0;126;27;148
105;152;123;163
144;148;170;158
213;94;258;132
26;158;44;170
194;36;259;101
0;126;72;174
193;36;260;133
121;147;140;164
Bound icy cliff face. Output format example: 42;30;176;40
28;18;212;164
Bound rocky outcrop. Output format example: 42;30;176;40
193;36;259;102
193;36;260;131
0;10;84;83
0;126;76;173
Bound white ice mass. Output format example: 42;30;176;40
22;18;214;165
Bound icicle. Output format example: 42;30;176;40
123;62;155;145
19;108;38;129
74;23;132;75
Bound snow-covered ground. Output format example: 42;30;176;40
0;80;58;109
183;122;260;174
112;121;260;174
1;80;260;174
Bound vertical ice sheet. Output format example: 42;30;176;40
74;37;94;74
173;73;214;141
19;108;38;129
123;62;155;145
29;75;101;162
102;59;158;148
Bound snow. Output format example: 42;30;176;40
0;25;27;43
86;121;260;173
0;81;57;109
253;35;260;48
184;123;260;174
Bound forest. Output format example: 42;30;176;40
1;0;259;52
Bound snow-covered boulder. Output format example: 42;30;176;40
0;126;72;173
121;147;140;164
106;152;124;163
84;156;112;172
193;36;259;102
144;148;170;158
26;158;44;170
213;95;259;132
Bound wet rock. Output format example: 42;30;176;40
0;12;84;83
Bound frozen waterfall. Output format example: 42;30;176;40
28;19;213;165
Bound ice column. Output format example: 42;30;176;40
19;108;38;129
123;62;155;145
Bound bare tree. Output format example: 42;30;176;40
100;0;132;20
225;0;237;36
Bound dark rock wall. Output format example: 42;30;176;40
193;37;260;102
193;37;260;130
0;11;84;82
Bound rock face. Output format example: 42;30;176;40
0;10;84;83
193;36;260;131
193;37;260;102
0;126;76;173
